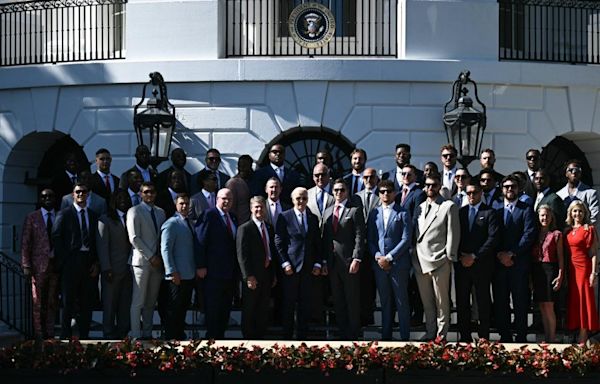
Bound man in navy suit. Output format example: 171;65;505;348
195;188;237;339
52;182;99;339
119;145;159;190
275;187;322;340
456;182;499;341
161;193;201;339
494;174;537;343
251;144;302;206
367;180;412;341
343;148;367;196
191;148;230;195
397;164;426;218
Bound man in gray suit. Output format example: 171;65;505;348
413;173;460;340
161;193;201;340
127;181;166;339
190;172;217;223
97;190;132;339
323;179;365;339
556;159;599;224
307;163;334;226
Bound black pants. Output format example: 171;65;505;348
330;262;360;340
455;262;493;341
203;277;234;339
281;269;312;340
165;279;194;340
60;255;92;339
241;274;272;339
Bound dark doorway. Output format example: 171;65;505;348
541;136;593;192
258;127;356;186
35;135;89;194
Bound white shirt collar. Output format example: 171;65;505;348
97;170;111;178
135;163;149;173
270;163;283;173
335;199;348;209
251;216;265;229
383;201;395;210
65;170;77;179
403;182;416;191
117;209;126;218
73;203;86;213
293;208;305;217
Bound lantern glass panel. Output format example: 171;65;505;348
154;124;174;159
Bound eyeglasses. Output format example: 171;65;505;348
141;190;156;195
333;188;346;193
363;174;376;179
401;172;413;177
74;190;88;195
441;153;455;158
480;178;493;182
502;184;516;189
567;167;581;174
207;157;220;162
379;190;392;194
313;173;326;178
526;156;539;161
424;183;438;188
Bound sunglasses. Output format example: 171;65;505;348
455;175;469;179
502;184;516;189
294;197;308;201
567;167;581;174
441;153;455;158
379;190;392;194
526;156;539;161
363;174;376;179
207;157;220;161
141;190;156;195
333;188;346;193
424;183;438;188
401;172;413;177
313;173;327;178
74;190;88;195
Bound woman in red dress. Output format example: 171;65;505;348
565;200;599;343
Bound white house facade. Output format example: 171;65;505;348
1;0;600;256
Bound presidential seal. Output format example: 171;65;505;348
288;2;336;49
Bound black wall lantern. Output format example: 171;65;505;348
133;72;176;165
443;70;487;167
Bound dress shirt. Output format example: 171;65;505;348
350;172;364;194
41;207;55;229
168;187;178;201
252;217;271;262
468;201;482;232
97;170;115;192
73;203;90;251
202;189;216;208
534;187;550;210
381;202;396;261
65;170;77;184
293;208;308;232
117;209;126;227
270;163;284;181
442;167;457;190
527;169;536;182
128;188;141;206
135;164;151;182
334;199;347;218
268;198;281;224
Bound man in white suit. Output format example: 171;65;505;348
556;159;599;224
127;181;166;339
413;173;460;340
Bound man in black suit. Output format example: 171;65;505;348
52;182;99;339
322;179;365;339
524;149;542;199
119;145;158;190
158;148;192;193
236;196;277;339
51;152;82;210
251;144;302;207
90;148;120;204
275;187;322;340
472;148;504;187
192;148;230;194
533;169;566;229
343;148;367;196
479;169;502;208
385;143;425;189
494;175;537;343
155;169;187;218
455;182;499;341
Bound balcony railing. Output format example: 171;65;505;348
499;0;600;64
225;0;398;57
0;0;127;67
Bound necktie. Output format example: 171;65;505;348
276;167;283;182
469;206;476;231
504;204;513;225
401;187;409;205
353;175;359;195
132;194;141;206
534;193;544;210
150;208;158;233
225;213;233;236
425;203;432;218
299;213;306;235
209;193;215;208
214;171;221;190
333;205;341;233
71;175;77;185
121;213;126;228
261;222;270;268
484;192;490;205
366;191;372;210
317;190;324;214
80;209;90;248
105;175;111;193
46;212;53;250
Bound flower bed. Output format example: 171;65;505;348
1;338;599;381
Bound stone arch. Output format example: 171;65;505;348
1;132;87;255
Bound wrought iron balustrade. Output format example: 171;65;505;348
0;0;127;67
226;0;398;57
499;0;600;64
0;251;32;338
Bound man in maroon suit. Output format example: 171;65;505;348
21;188;60;339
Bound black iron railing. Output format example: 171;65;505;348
499;0;600;64
226;0;398;57
0;252;32;338
0;0;127;67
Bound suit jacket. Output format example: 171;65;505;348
236;219;277;280
160;214;200;280
458;204;499;268
523;171;537;199
351;188;381;224
51;171;77;207
384;167;425;190
414;197;460;274
343;173;364;195
191;169;230;195
119;164;158;191
195;208;238;279
96;213;131;275
126;202;166;267
274;208;322;272
536;190;567;230
52;205;98;270
322;201;365;268
155;189;177;219
265;199;291;226
158;166;192;193
397;184;426;219
21;210;53;274
89;172;120;203
250;165;302;206
307;185;334;228
367;203;412;270
556;182;599;224
189;191;212;223
61;191;107;217
495;199;537;269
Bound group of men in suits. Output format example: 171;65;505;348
21;140;599;342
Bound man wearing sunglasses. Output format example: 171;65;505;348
192;148;230;195
523;149;542;199
556;159;599;224
440;144;459;193
53;183;100;339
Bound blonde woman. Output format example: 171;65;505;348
564;200;599;343
531;205;563;342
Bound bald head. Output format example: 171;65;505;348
216;188;233;212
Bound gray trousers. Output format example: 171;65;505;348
130;264;163;338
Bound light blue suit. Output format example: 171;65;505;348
367;203;412;340
160;214;200;280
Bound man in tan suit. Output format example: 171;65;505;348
413;173;460;340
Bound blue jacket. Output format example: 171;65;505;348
367;204;412;270
195;208;238;279
161;214;200;280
